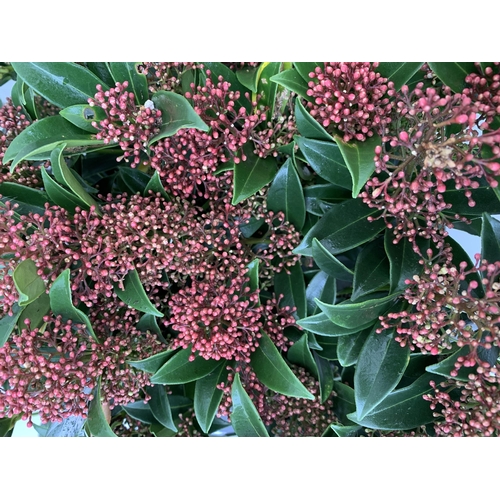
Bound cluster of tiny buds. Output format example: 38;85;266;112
88;81;162;167
306;62;393;142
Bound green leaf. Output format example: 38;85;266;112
49;269;97;341
316;292;398;329
246;259;260;295
127;349;176;374
347;372;444;430
306;271;336;317
115;167;151;195
354;325;411;419
194;361;229;434
113;268;163;317
143;170;170;201
313;351;334;403
137;313;162;336
352;237;390;301
293;198;385;257
149;91;209;145
87;378;117;437
287;333;318;377
13;258;46;307
150;347;223;384
334;134;381;198
270;69;310;100
250;331;314;400
59;104;106;133
123;401;158;425
11;62;108;109
41;167;83;215
384;231;430;294
146;385;177;432
295;136;352;189
297;312;374;337
332;381;357;425
50;146;102;215
232;144;276;204
295;98;334;142
0;182;49;217
4;115;103;171
427;62;477;93
425;347;476;382
311;238;354;281
107;63;149;105
0;303;24;349
329;424;363;437
337;329;371;367
85;62;115;87
18;292;50;331
293;62;321;83
481;213;500;263
376;62;424;91
236;66;259;92
443;182;500;216
266;158;305;230
273;262;307;319
255;62;281;119
230;373;269;437
0;416;17;437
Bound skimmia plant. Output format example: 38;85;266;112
0;61;499;437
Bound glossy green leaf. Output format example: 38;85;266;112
246;259;260;295
270;69;310;99
150;347;223;384
255;62;281;119
59;104;106;133
305;271;336;316
232;144;276;204
113;269;163;317
4;115;103;171
236;66;259;92
266;158;305;230
376;62;424;91
87;378;117;437
273;262;307;319
316;292;398;329
293;198;385;257
332;381;357;425
0;416;17;437
352;237;390;301
293;62;321;83
425;347;477;382
137;313;162;336
315;336;338;360
143;170;170;200
122;401;158;425
287;333;318;377
149;91;209;145
50;146;101;215
481;213;500;263
49;270;97;341
347;372;444;430
295;98;334;142
313;351;334;403
127;349;176;374
230;373;269;437
0;303;24;349
443;182;500;216
354;326;411;419
311;238;354;281
0;182;49;216
11;62;108;109
251;331;314;400
334;134;381;198
384;231;429;294
295;136;351;189
18;292;50;331
329;424;364;437
146;385;177;432
297;312;374;337
107;62;149;105
428;62;476;93
41;167;83;215
85;62;115;87
13;258;45;307
337;329;371;367
194;360;229;434
116;167;151;195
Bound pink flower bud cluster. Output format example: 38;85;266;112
88;81;162;167
218;364;337;436
424;364;500;436
306;62;394;142
378;247;500;359
139;62;200;93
